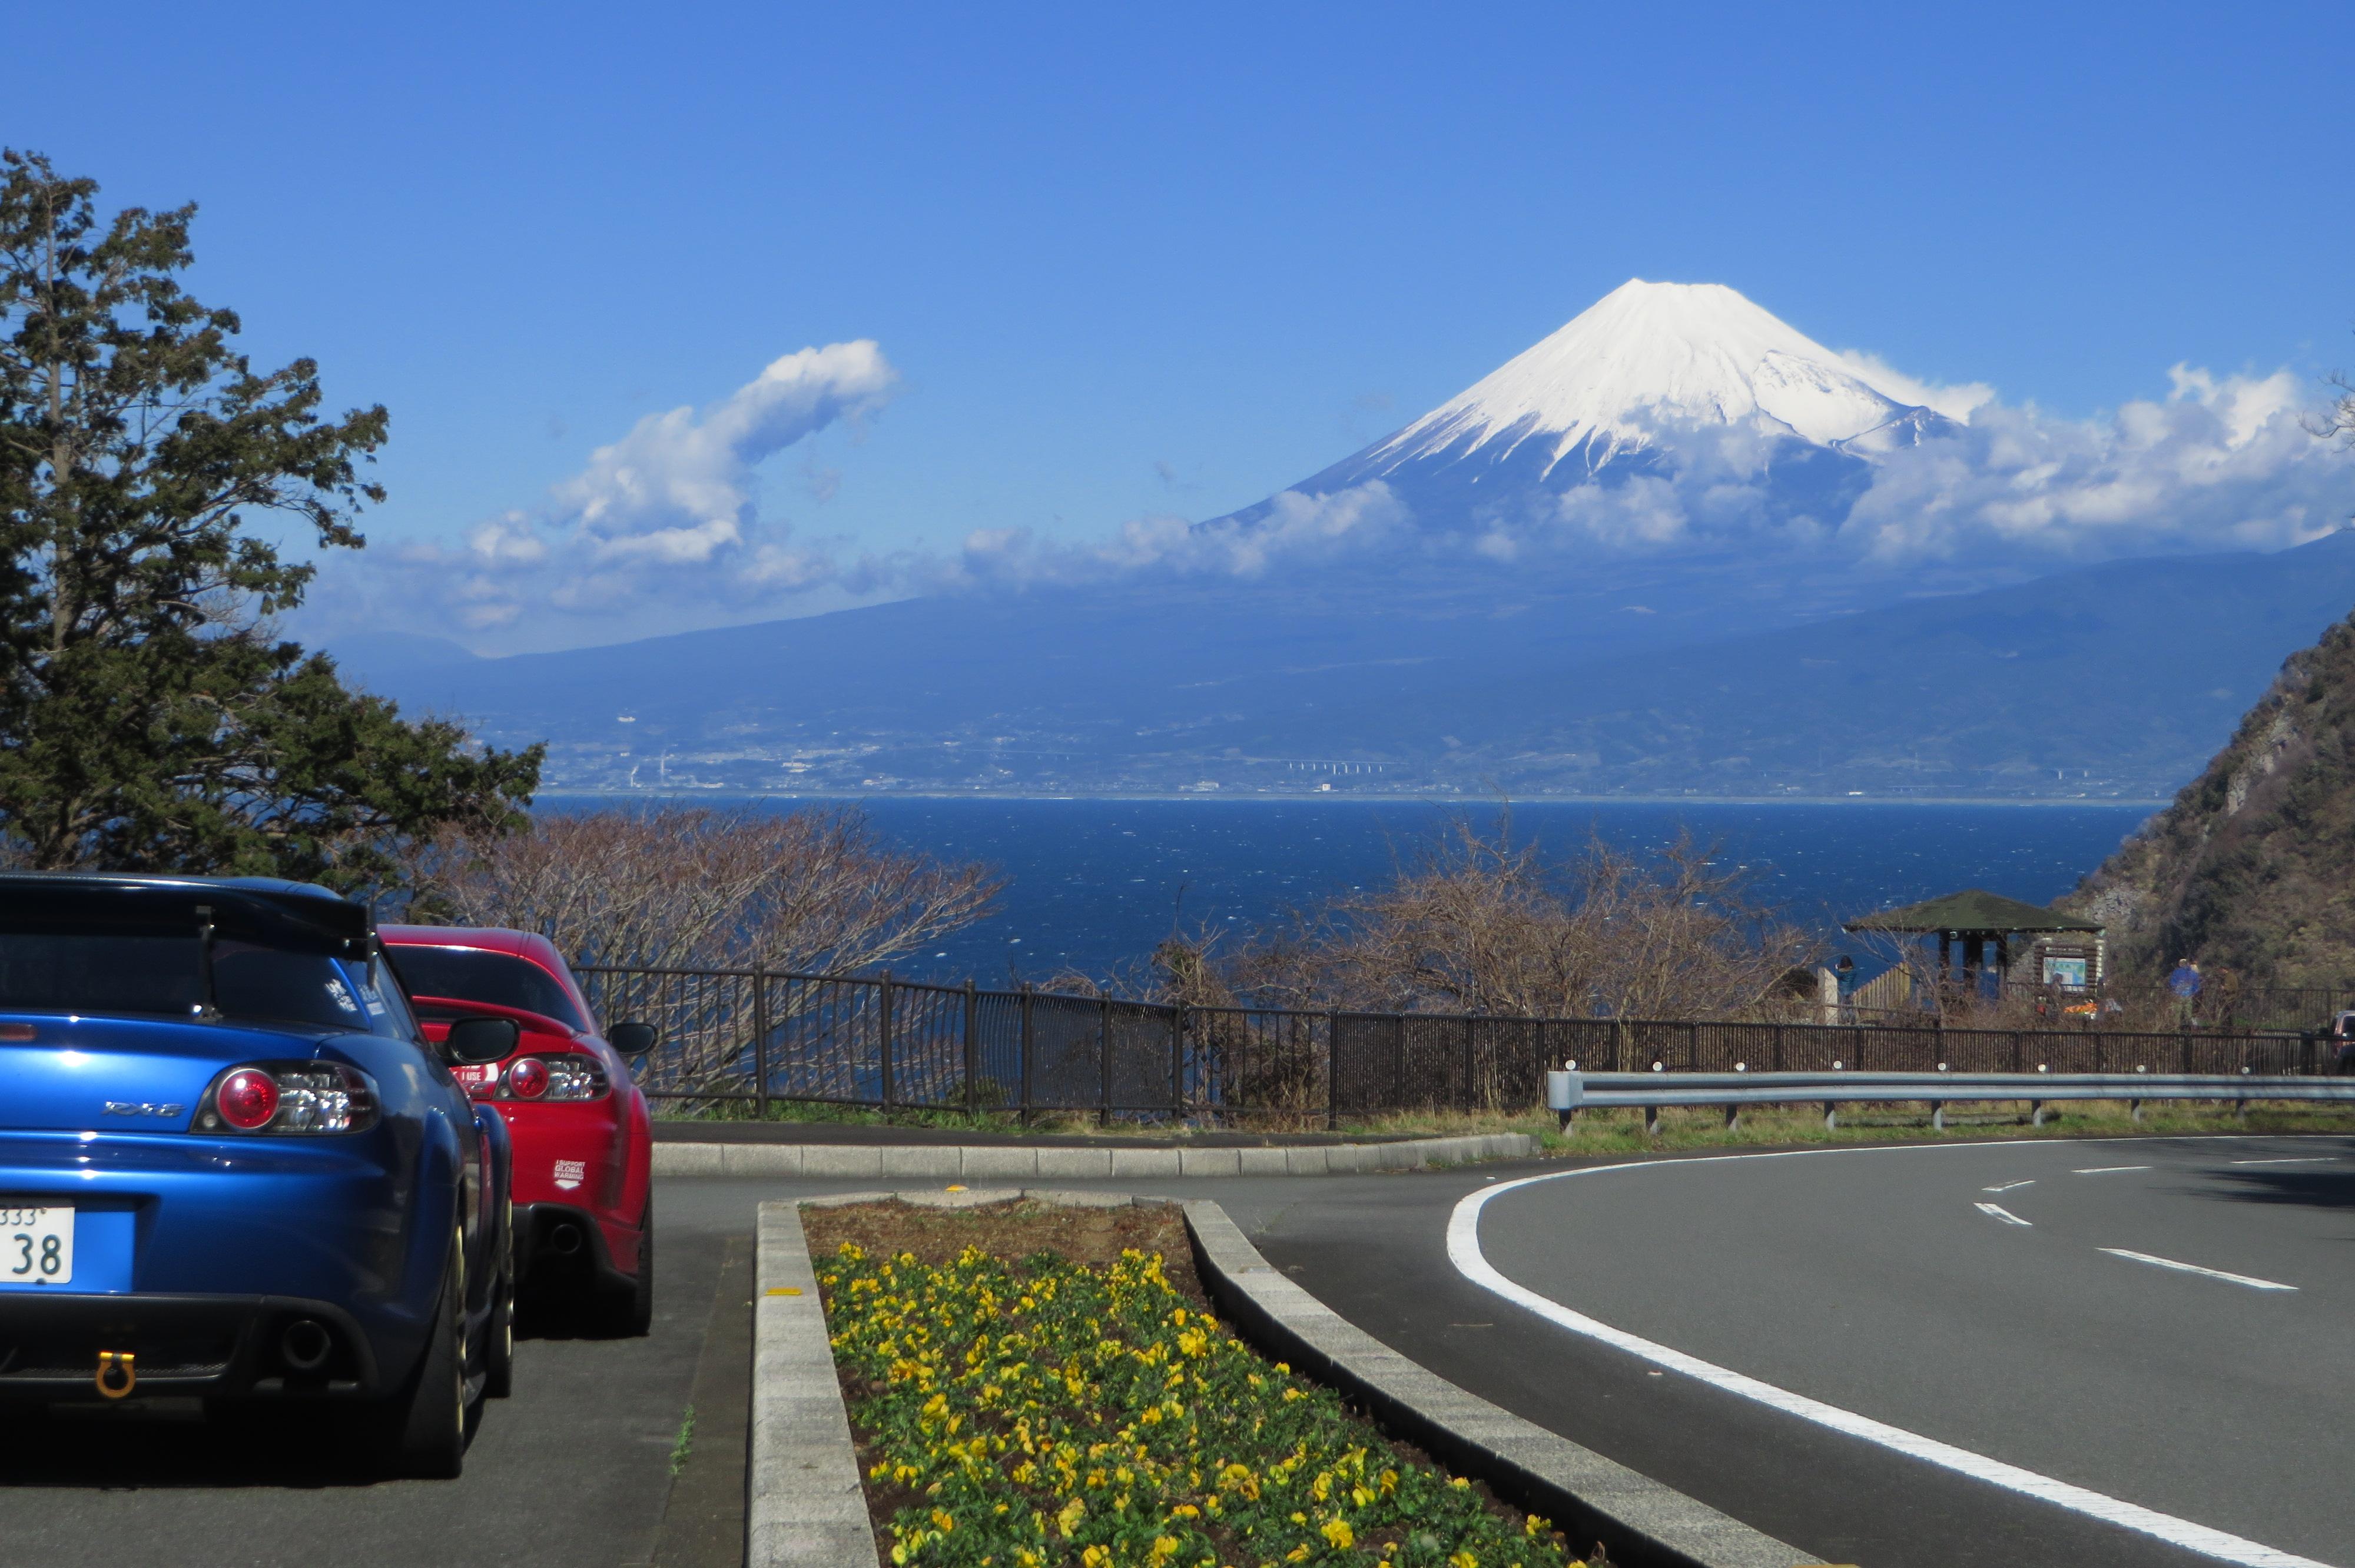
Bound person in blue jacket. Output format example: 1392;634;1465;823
2167;958;2203;1025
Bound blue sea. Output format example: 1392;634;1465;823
718;798;2158;987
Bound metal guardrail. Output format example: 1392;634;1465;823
1547;1067;2355;1134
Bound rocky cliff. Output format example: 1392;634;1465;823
2067;607;2355;986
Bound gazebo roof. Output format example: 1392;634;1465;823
1842;888;2103;936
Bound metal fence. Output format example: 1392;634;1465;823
575;964;2349;1125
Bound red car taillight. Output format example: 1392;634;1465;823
197;1063;380;1135
215;1068;278;1130
497;1053;607;1102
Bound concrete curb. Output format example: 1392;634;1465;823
658;1130;1532;1179
1181;1200;1823;1568
749;1200;877;1567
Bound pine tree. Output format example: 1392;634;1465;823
0;150;540;888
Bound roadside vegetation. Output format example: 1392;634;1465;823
396;802;998;972
1063;818;1815;1024
810;1199;1596;1568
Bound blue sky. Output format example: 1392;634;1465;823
20;2;2355;650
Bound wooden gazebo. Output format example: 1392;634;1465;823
1843;889;2105;989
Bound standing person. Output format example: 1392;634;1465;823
2167;958;2203;1026
1835;955;1860;1024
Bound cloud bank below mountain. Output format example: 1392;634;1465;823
316;315;2351;655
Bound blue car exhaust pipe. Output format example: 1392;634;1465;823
280;1319;333;1374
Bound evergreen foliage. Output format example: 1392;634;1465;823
0;150;539;888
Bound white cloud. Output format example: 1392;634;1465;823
357;341;898;640
1832;348;1996;423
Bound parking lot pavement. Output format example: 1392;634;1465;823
0;1207;738;1568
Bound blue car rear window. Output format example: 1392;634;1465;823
0;934;373;1031
389;946;586;1031
0;933;203;1015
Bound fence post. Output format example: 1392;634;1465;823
1461;1016;1478;1112
879;970;897;1111
963;979;979;1116
1019;984;1034;1128
1392;1014;1407;1111
1612;1017;1627;1072
752;969;771;1122
1170;1002;1186;1122
1099;995;1113;1127
1327;1012;1341;1131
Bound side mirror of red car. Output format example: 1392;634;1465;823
608;1021;658;1059
445;1016;520;1065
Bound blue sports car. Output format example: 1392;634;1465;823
0;873;516;1476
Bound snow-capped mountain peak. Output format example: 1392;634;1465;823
1371;279;1933;476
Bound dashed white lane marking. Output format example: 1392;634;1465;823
1981;1179;2036;1193
2098;1249;2298;1292
2230;1157;2335;1166
2073;1165;2153;1174
1974;1202;2033;1227
1449;1158;2330;1567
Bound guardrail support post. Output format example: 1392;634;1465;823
1931;1101;1945;1131
1645;1105;1661;1137
2031;1099;2046;1127
1823;1101;1838;1131
2129;1097;2142;1122
1723;1104;1739;1131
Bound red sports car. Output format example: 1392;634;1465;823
381;926;656;1334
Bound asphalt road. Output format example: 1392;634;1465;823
5;1135;2346;1568
0;1210;745;1568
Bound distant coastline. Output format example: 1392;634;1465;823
535;789;2172;809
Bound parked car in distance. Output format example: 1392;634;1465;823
379;927;656;1334
0;874;515;1477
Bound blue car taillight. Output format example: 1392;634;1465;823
194;1062;380;1134
497;1052;608;1102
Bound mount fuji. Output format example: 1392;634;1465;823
1203;278;1961;549
327;281;2322;800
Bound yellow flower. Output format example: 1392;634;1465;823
1169;1504;1200;1519
1321;1518;1355;1549
1057;1497;1087;1537
1149;1537;1180;1566
1449;1553;1480;1568
1082;1549;1110;1568
930;1510;954;1534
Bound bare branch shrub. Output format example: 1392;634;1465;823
1146;817;1817;1020
395;803;999;974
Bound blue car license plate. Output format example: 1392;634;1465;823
0;1202;72;1286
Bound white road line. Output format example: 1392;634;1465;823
2098;1249;2298;1292
1974;1202;2032;1227
2072;1165;2153;1174
2229;1157;2335;1166
1981;1180;2036;1193
1448;1162;2330;1568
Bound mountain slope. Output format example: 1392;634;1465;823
2064;594;2355;986
1206;278;1953;535
331;531;2355;799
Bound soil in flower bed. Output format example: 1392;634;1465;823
811;1198;1599;1568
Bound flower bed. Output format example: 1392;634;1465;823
817;1207;1591;1568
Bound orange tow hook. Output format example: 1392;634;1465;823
95;1350;135;1400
